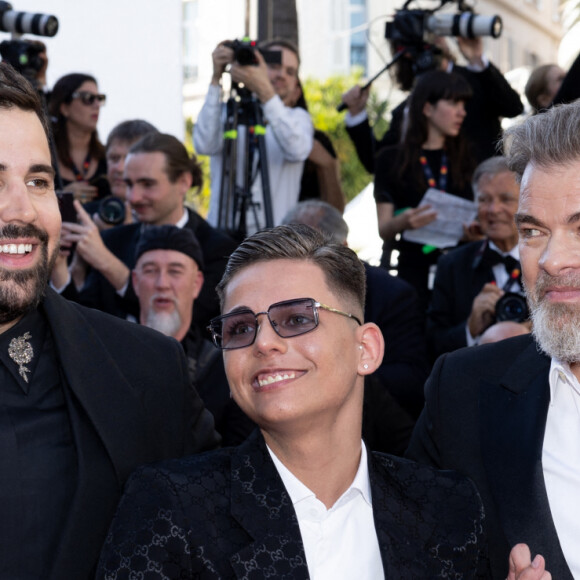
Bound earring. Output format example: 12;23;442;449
363;364;369;369
358;345;363;350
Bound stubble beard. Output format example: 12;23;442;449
526;271;580;364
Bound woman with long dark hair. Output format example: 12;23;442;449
374;70;476;309
49;73;109;202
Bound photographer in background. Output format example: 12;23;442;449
342;35;523;172
426;156;527;360
194;38;313;234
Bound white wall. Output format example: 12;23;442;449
2;0;184;140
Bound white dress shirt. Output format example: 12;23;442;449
542;358;580;577
267;442;384;580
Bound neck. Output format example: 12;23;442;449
67;123;92;152
491;236;518;254
263;407;363;509
422;132;445;150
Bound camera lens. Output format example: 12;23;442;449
495;293;529;323
98;196;126;226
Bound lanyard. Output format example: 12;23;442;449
70;150;92;182
419;150;448;191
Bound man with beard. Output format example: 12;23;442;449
407;102;580;578
0;63;219;579
132;225;255;446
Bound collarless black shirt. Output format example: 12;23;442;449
0;308;77;579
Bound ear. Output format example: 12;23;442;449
60;102;70;119
131;269;140;298
356;323;384;376
178;171;193;196
423;101;434;119
192;270;204;301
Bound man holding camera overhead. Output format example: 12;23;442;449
194;38;313;236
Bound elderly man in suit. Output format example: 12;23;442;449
96;224;498;578
426;155;526;358
0;62;218;579
407;102;580;578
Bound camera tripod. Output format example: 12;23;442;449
217;84;273;239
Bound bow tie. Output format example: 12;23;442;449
480;245;520;276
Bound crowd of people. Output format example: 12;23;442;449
2;25;580;579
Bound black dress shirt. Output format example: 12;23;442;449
0;309;77;579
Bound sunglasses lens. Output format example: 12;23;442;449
217;311;257;349
270;299;317;338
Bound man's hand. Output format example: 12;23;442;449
341;85;370;116
507;544;551;580
230;50;275;104
457;36;484;68
467;282;504;338
211;41;235;85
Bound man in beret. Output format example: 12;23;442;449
132;225;254;446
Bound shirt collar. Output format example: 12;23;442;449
488;239;519;260
267;441;373;509
175;208;189;229
549;358;580;403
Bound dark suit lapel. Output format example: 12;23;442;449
480;342;573;578
42;290;159;483
229;431;309;580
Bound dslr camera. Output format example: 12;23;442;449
224;38;282;67
495;292;529;323
0;2;59;85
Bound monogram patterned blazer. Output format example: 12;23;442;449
98;430;488;579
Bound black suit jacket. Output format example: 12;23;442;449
78;206;238;331
364;262;429;419
407;335;573;579
426;240;496;358
40;288;218;579
98;430;488;578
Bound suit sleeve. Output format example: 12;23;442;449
405;353;448;467
97;465;199;579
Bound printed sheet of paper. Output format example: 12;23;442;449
402;188;477;248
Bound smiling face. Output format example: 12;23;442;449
60;80;102;132
133;248;203;342
476;171;520;252
0;107;60;332
124;151;189;225
221;259;372;437
516;159;580;364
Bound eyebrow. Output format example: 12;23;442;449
515;211;580;227
0;163;55;178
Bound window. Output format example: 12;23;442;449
350;0;367;74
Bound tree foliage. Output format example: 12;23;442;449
301;71;389;202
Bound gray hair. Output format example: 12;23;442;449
282;200;349;244
472;156;512;200
502;101;580;182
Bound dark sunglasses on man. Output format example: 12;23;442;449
71;91;107;106
208;297;362;350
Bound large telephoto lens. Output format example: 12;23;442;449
0;8;58;37
427;12;502;39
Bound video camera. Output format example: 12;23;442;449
224;38;282;67
0;2;58;83
385;0;501;76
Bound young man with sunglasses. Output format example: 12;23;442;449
97;224;519;578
